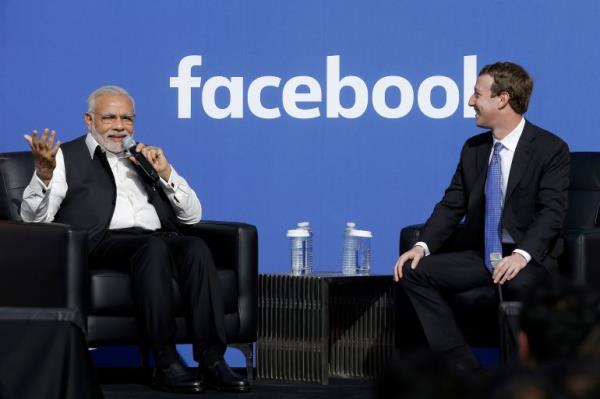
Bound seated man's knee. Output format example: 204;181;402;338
401;257;431;283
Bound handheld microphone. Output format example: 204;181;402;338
122;135;160;185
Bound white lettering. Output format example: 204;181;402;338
282;76;322;119
201;76;244;119
326;55;369;119
248;76;281;119
169;55;203;119
372;76;414;119
463;55;477;118
418;76;460;119
170;54;478;120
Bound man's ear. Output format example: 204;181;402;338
497;91;511;110
84;112;93;132
518;330;534;366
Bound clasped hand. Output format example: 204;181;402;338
492;252;528;284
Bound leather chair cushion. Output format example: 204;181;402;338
566;152;600;228
0;152;33;221
567;190;600;229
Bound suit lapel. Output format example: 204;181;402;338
505;121;535;201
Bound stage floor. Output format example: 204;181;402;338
99;368;374;399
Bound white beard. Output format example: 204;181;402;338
90;125;128;154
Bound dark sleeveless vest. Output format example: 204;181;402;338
53;135;180;252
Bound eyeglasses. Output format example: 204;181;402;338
89;112;135;125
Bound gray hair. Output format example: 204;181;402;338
87;85;136;113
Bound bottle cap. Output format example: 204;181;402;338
346;222;356;228
286;229;309;238
297;222;310;228
349;229;372;238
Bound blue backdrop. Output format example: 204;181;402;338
2;0;600;366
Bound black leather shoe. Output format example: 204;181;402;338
443;345;481;373
152;361;205;394
202;360;250;392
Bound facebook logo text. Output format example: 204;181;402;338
170;55;478;120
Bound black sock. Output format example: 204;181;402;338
155;344;179;369
201;343;226;367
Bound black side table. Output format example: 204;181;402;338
257;273;395;384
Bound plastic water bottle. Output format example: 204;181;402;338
342;222;358;275
297;222;313;274
352;229;372;275
287;228;309;275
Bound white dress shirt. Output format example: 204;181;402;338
416;118;532;263
20;133;202;229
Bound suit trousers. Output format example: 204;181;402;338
89;228;227;361
400;249;551;352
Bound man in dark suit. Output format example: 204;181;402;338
393;62;570;371
20;86;250;394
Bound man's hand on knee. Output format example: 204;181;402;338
393;246;425;282
492;252;528;284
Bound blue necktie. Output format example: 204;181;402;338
484;142;503;272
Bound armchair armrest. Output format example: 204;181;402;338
399;224;425;254
563;227;600;288
399;223;471;255
182;220;258;340
0;307;85;334
0;221;88;314
183;221;258;273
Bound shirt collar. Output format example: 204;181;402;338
493;117;525;153
85;133;100;159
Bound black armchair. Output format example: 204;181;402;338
0;151;258;377
397;152;600;347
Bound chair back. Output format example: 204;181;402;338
0;151;33;222
567;152;600;229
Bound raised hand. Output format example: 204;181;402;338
24;129;61;186
129;142;172;181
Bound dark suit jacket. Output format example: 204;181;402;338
420;121;570;271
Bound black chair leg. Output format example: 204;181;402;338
230;343;254;381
